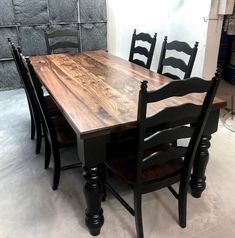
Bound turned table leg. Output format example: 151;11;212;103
190;135;212;198
83;166;104;236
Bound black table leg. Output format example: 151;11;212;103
83;166;104;236
190;135;212;198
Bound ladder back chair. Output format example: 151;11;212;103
8;38;41;153
104;72;221;238
8;38;62;154
129;29;157;69
44;29;80;54
157;36;199;80
19;54;82;190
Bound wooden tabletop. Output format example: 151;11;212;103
30;51;226;139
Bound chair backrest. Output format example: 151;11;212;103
7;38;40;124
8;39;30;90
157;36;199;80
136;72;221;192
44;29;80;54
8;38;25;84
19;53;57;144
129;29;157;69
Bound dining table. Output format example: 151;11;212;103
30;50;226;236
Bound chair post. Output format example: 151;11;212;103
146;33;157;69
137;80;148;126
44;30;51;54
135;80;148;193
178;183;187;228
129;29;137;62
51;141;61;190
44;132;51;169
184;41;199;79
134;192;144;238
157;36;168;74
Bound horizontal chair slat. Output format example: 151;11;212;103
134;46;149;57
162;57;188;72
147;77;213;103
132;59;146;67
145;103;202;128
50;42;79;50
142;146;187;169
162;72;180;80
166;40;193;55
144;126;194;150
135;32;154;43
46;29;78;38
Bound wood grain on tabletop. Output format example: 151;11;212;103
30;51;226;138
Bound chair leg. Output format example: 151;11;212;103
44;135;51;169
178;184;188;228
30;117;35;140
134;193;144;238
51;143;61;190
35;123;42;154
28;103;35;140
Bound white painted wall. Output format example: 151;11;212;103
106;0;216;78
203;0;225;79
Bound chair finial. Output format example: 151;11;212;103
25;56;30;63
140;80;148;92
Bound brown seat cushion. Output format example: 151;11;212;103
52;117;76;146
105;140;183;183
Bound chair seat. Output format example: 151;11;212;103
105;141;183;183
52;117;76;146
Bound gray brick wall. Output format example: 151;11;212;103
0;0;107;90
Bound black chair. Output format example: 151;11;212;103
44;29;80;54
104;72;221;238
8;38;35;139
8;38;43;153
19;53;82;190
129;29;157;69
157;36;199;80
8;38;61;154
